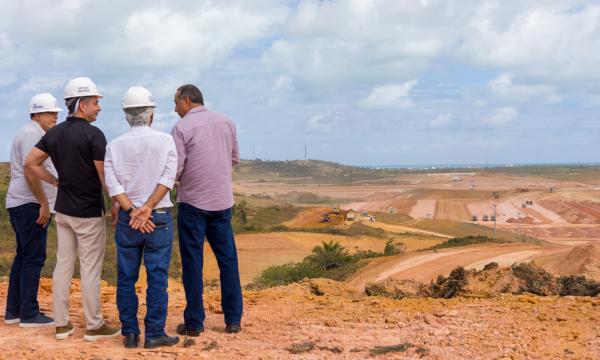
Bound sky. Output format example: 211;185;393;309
1;0;599;166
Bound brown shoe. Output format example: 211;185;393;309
84;323;121;341
56;322;75;340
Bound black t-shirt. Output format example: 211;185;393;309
36;117;107;218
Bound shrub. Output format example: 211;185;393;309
430;266;468;298
558;275;600;296
384;239;406;256
511;263;556;295
306;241;354;270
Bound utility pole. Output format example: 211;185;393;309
516;211;520;242
493;204;497;240
304;144;307;164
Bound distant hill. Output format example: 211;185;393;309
233;159;404;183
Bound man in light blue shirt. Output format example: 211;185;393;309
4;93;61;327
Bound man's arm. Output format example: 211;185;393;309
129;185;169;231
171;126;187;180
231;126;240;166
24;147;57;227
94;160;107;192
130;138;177;230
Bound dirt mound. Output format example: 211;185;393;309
365;262;600;299
538;200;599;224
553;244;600;280
506;216;535;224
283;207;330;228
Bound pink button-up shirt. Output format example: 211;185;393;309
172;106;240;211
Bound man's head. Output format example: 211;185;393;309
29;93;62;132
122;86;156;127
174;84;203;118
63;77;103;122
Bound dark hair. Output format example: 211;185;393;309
176;84;204;105
30;113;35;120
65;96;96;115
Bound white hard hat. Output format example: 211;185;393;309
29;93;63;114
64;76;103;99
122;86;156;109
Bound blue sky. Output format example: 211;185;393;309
1;0;599;166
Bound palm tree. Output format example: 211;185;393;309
306;241;353;270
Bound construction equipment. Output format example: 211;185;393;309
471;215;478;221
522;203;527;208
490;215;496;221
388;207;397;213
482;215;489;221
492;191;499;199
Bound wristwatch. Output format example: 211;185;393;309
126;204;136;214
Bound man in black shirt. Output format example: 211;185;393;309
25;77;120;341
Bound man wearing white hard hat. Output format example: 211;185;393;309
25;77;120;341
4;93;61;328
104;86;178;349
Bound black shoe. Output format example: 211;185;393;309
123;334;139;348
225;324;241;334
176;323;203;337
144;335;179;349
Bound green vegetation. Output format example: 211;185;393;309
252;240;402;288
231;201;301;233
428;236;510;250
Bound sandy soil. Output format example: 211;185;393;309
434;200;470;222
409;200;437;219
2;278;598;359
363;221;452;239
205;232;388;284
348;243;565;291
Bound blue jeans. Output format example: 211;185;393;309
115;209;173;340
178;203;243;330
6;203;49;319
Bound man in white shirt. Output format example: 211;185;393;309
4;93;61;327
104;86;179;349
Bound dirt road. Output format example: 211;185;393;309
348;243;564;291
363;221;453;239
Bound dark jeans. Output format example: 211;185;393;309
6;202;49;319
115;209;173;340
178;203;243;330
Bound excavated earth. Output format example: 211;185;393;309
0;277;599;359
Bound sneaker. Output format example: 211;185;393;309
84;323;121;341
56;322;75;340
4;311;19;325
19;313;55;328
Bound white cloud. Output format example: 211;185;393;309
359;81;417;110
483;107;518;127
488;73;561;103
307;111;335;133
112;3;288;67
17;75;65;94
460;3;600;82
430;113;452;129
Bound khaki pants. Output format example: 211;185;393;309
53;212;106;330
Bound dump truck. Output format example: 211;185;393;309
471;215;478;221
482;215;489;221
490;215;496;221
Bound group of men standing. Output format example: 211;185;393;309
3;77;243;349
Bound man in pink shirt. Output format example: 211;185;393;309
171;84;242;336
